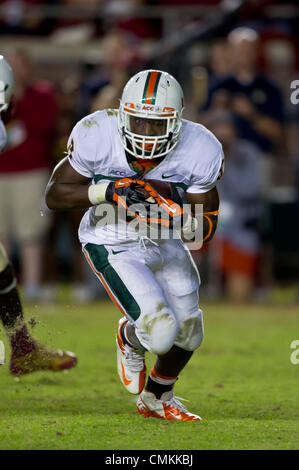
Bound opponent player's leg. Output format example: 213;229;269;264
138;240;203;421
83;243;180;394
0;242;77;375
0;242;34;357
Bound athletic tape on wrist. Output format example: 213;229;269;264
88;182;110;205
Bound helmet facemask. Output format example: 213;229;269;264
118;104;182;159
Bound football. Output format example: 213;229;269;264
143;179;173;200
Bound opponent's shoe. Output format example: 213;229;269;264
137;390;201;422
116;317;146;394
10;341;77;376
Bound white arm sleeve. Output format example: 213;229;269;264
0;117;7;153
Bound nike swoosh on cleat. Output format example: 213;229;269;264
167;410;182;420
120;360;132;386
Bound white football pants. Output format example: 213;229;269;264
83;237;204;355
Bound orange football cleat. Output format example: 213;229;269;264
137;390;201;422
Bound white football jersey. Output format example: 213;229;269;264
67;109;224;246
0;117;7;153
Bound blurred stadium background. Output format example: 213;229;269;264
0;0;298;305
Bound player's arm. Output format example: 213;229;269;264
45;157;93;210
185;186;219;244
45;157;143;211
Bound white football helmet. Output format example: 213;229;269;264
0;55;15;113
118;69;184;159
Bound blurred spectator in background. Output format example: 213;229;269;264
90;61;129;112
199;26;288;293
42;77;98;302
0;48;57;301
263;35;299;181
206;110;262;303
77;29;142;119
102;0;161;40
201;27;284;192
208;39;232;86
0;0;56;36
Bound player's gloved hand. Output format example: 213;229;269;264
106;177;191;230
106;177;146;207
124;181;187;230
105;176;154;222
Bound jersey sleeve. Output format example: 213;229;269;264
186;130;224;194
66;121;95;178
0;117;7;153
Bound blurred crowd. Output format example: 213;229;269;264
0;0;298;303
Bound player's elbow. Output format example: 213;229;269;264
45;183;63;210
45;189;57;210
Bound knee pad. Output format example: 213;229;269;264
0;262;16;295
136;307;179;356
175;309;204;351
148;313;178;355
0;243;9;272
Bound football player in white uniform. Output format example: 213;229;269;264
0;55;77;374
46;70;224;421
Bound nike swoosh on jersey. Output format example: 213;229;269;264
112;249;126;255
161;173;177;179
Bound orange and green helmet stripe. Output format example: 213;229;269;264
142;71;162;105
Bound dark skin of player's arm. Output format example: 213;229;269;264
155;187;220;379
186;187;219;244
45;157;92;210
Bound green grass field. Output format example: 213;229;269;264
0;297;298;450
